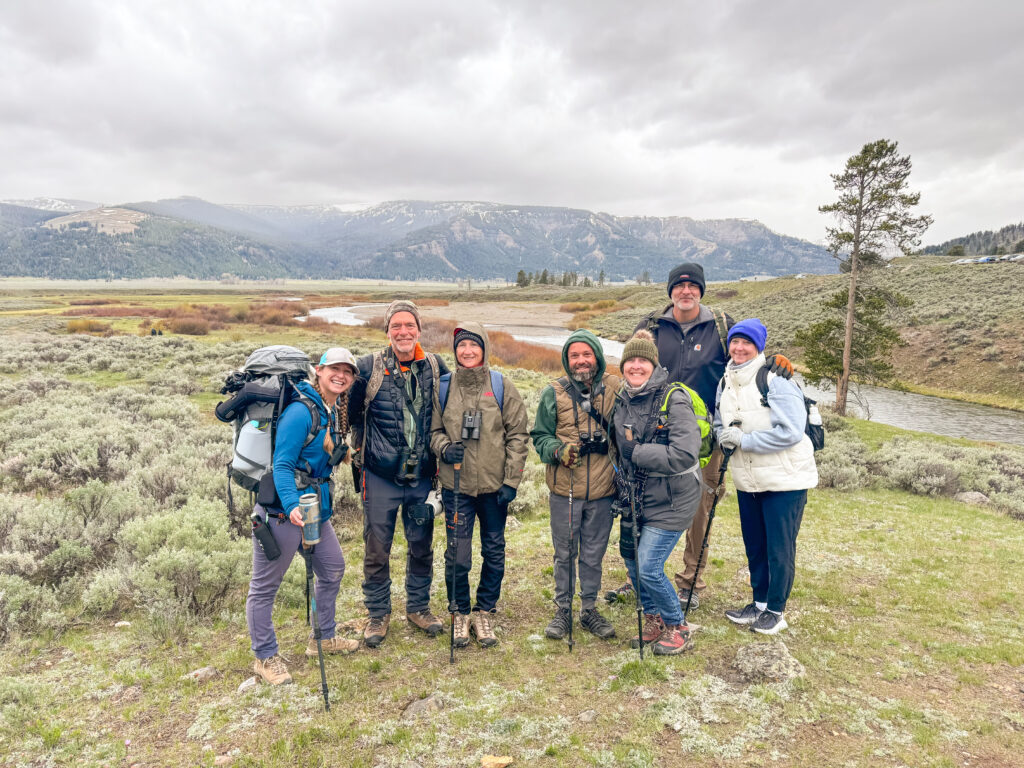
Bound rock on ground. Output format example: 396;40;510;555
955;491;990;505
183;666;219;682
237;676;259;693
402;693;443;720
734;640;805;683
481;757;514;768
578;709;597;723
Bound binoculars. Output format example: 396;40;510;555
578;429;608;456
461;410;483;441
396;446;421;483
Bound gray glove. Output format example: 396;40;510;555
718;426;743;451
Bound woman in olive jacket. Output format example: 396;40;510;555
612;330;702;655
430;322;530;649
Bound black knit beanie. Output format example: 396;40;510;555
667;262;706;297
453;328;485;354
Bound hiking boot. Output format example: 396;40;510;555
630;613;665;649
407;610;443;637
678;588;700;611
604;581;634;603
580;608;616;639
306;635;360;657
750;610;788;635
452;613;470;648
653;624;693;655
545;608;571;640
470;610;498;648
253;654;292;685
364;614;390;648
725;602;762;626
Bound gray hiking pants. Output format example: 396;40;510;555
246;506;345;660
549;493;614;611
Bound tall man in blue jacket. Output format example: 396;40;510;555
352;300;450;648
633;263;792;609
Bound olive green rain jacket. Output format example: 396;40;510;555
430;321;530;495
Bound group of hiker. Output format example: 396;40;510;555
243;262;819;686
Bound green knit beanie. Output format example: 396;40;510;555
621;329;659;367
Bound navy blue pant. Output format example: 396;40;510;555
736;489;807;613
441;489;507;614
361;469;434;617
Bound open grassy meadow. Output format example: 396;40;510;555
1;287;1022;767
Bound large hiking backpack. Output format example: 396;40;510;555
215;345;320;509
754;366;825;451
657;382;714;467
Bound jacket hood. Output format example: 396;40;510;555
452;320;490;367
561;328;606;386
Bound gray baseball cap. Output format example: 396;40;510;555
318;347;358;371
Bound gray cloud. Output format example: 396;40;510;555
1;0;1021;242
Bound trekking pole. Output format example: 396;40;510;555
567;466;575;653
302;545;330;712
448;443;463;665
682;420;741;624
624;424;645;660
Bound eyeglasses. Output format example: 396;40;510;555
673;282;701;294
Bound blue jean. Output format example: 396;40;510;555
624;524;684;626
441;489;507;613
246;506;345;659
737;489;807;613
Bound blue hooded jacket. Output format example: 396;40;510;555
272;380;335;519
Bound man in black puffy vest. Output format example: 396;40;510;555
353;300;449;648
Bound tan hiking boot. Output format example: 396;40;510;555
407;609;443;637
306;635;360;657
253;654;292;685
452;613;470;648
470;610;498;648
364;614;390;648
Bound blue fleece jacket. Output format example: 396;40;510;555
713;360;807;453
272;380;334;519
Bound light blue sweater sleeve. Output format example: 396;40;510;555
740;376;807;453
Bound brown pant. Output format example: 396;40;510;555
674;448;725;595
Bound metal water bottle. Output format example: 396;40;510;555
298;493;321;547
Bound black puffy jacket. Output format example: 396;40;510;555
355;350;447;482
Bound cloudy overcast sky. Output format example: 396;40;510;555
2;0;1021;243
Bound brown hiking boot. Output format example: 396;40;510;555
630;613;665;649
470;610;498;648
452;613;470;648
253;654;292;685
306;635;360;657
407;610;443;637
364;614;390;648
653;624;694;655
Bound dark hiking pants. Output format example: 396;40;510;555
361;469;434;617
441;489;507;614
737;488;807;613
549;493;614;611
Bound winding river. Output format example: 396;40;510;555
304;304;1024;447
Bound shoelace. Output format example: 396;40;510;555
478;614;492;635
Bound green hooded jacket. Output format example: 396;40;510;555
430;321;530;495
530;329;622;500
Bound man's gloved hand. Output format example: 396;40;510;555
442;443;465;464
765;354;794;378
496;484;517;507
718;426;743;451
554;442;581;468
618;438;638;461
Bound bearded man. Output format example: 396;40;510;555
530;330;621;642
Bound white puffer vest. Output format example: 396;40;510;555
719;353;818;493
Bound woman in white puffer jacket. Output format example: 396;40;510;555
714;318;817;635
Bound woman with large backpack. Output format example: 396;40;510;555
430;322;529;650
246;348;360;685
714;319;818;635
612;330;702;655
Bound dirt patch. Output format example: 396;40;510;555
42;207;148;235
